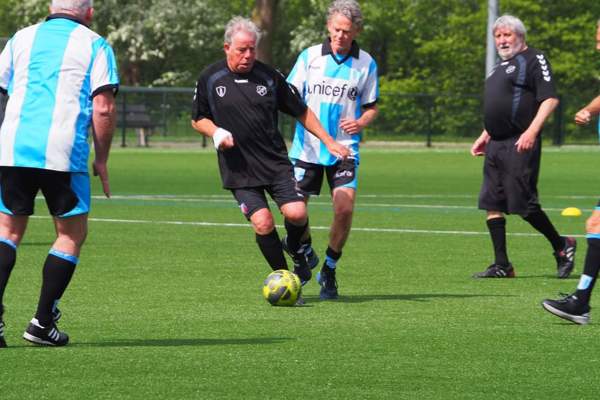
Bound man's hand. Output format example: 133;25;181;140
93;160;110;198
213;127;235;150
471;135;488;156
515;130;537;153
326;141;350;159
575;109;592;126
339;118;363;134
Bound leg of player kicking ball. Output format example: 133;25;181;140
251;209;288;271
319;187;355;300
280;201;312;285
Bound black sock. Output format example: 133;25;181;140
256;229;288;271
0;241;17;314
487;217;509;266
523;210;564;251
575;238;600;304
324;246;342;269
35;254;76;327
284;219;308;253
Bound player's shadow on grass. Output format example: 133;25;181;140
74;337;293;348
513;274;580;280
303;293;511;304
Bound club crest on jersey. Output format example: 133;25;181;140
347;87;358;101
505;65;516;74
216;86;226;97
256;85;267;96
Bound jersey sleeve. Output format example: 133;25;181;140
90;39;119;97
361;57;379;107
277;70;307;118
191;72;212;121
530;51;557;102
0;38;13;94
286;49;308;95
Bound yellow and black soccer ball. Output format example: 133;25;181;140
262;269;301;306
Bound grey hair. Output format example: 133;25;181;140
327;0;363;29
493;15;527;39
224;16;260;45
51;0;93;11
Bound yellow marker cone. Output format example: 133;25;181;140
561;207;582;217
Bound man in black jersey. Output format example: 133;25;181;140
471;15;576;279
542;19;600;324
191;17;349;291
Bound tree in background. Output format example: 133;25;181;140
0;0;598;141
252;0;277;64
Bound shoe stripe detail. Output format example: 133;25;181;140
23;332;56;346
542;303;590;325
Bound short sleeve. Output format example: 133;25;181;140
530;52;557;102
192;73;212;121
361;57;379;107
277;70;307;118
286;49;308;95
90;38;119;97
0;38;13;94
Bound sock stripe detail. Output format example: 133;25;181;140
49;249;79;265
0;237;17;250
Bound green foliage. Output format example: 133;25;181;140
1;0;599;141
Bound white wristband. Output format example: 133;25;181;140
212;127;232;150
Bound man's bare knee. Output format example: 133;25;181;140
251;210;275;235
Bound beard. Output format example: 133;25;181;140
497;39;525;60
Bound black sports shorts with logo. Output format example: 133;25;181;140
292;157;358;196
478;136;542;217
0;166;89;217
231;176;305;220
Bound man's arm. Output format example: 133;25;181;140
296;108;349;159
191;118;234;150
92;91;116;198
339;104;379;134
575;95;600;125
471;129;491;156
515;97;559;152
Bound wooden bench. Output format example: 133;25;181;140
116;103;162;147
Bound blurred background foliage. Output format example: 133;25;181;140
0;0;599;142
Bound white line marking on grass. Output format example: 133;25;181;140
91;195;585;213
29;216;585;238
93;193;599;201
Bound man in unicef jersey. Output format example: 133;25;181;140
287;0;379;300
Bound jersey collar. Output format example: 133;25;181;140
46;13;89;27
322;38;360;64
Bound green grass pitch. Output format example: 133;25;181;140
1;145;600;399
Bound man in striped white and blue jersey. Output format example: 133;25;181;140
0;0;118;347
286;0;379;300
542;19;600;325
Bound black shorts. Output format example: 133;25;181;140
292;157;358;196
231;176;305;220
0;166;90;217
478;137;542;216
